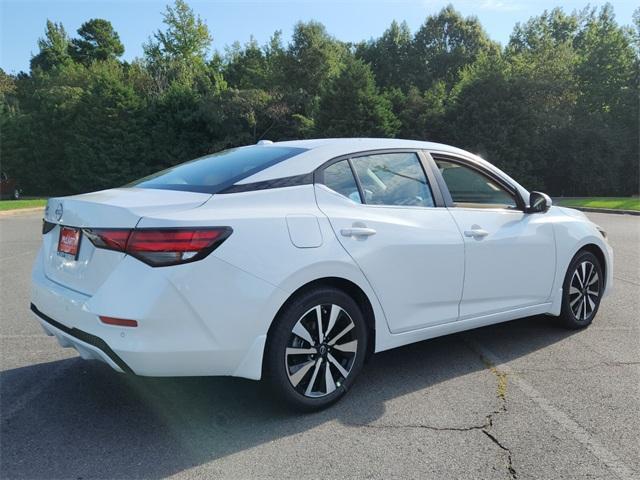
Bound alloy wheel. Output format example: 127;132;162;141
569;260;600;321
285;304;358;398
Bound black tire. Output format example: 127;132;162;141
559;250;603;329
264;287;368;411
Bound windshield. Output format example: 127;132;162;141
129;146;307;194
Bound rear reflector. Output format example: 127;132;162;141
83;227;232;267
100;316;138;327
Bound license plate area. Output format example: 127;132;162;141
57;226;82;259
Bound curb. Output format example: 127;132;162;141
0;207;44;217
563;206;640;216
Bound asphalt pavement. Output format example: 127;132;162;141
0;211;638;479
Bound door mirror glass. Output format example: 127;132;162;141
527;191;552;213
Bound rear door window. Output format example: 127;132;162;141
320;160;362;203
350;152;435;207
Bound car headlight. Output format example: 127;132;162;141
597;226;607;239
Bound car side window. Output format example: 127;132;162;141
350;153;435;207
321;160;362;203
435;159;517;209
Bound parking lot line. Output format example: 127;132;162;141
466;337;637;480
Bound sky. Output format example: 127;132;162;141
1;0;637;74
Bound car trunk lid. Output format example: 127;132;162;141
42;188;211;295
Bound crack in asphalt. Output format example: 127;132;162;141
345;417;490;432
467;341;518;480
483;430;517;479
464;338;638;480
345;339;519;479
347;407;517;478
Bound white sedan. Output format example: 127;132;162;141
31;138;613;410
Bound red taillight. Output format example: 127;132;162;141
127;228;232;266
100;316;138;327
84;227;232;267
128;229;225;252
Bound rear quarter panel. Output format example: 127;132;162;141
136;185;390;350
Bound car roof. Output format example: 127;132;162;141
271;137;471;155
239;138;475;184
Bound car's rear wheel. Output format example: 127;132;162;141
559;250;603;329
265;287;368;411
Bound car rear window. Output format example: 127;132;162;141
128;146;307;194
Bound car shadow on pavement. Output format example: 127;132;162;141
0;314;578;479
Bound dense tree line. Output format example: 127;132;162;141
0;1;638;196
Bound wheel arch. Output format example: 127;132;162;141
577;243;607;289
263;276;377;377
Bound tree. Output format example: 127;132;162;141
144;0;212;64
61;61;148;193
316;58;399;137
194;88;291;149
70;19;125;65
143;0;214;93
508;7;579;54
3;1;638;197
356;20;413;90
30;20;72;72
447;68;547;190
572;5;639;194
575;5;636;116
389;83;448;141
282;21;347;114
633;7;640;54
412;6;499;90
0;68;16;108
223;38;270;90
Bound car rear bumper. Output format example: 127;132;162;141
32;303;131;373
31;246;286;379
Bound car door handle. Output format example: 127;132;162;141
341;227;377;238
464;228;489;239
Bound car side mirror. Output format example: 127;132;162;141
527;191;552;213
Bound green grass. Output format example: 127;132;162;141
556;197;640;211
0;199;47;211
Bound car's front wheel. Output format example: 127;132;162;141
265;287;368;411
559;250;603;329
